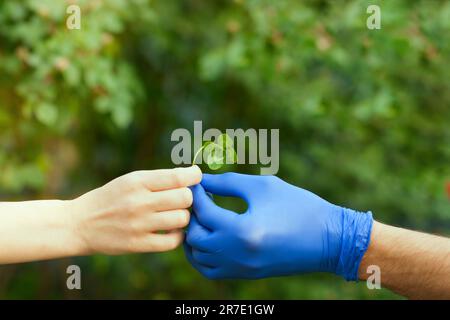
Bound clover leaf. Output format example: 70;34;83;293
192;133;238;170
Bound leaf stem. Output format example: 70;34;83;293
192;145;207;165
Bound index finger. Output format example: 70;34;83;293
136;166;202;191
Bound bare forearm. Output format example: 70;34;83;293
0;167;201;265
359;221;450;299
0;200;84;264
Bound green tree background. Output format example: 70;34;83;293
0;0;449;299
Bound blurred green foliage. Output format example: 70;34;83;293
0;0;449;299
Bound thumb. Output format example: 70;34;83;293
191;184;236;230
201;173;256;202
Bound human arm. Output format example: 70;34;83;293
185;173;372;280
359;221;450;299
0;166;202;264
185;173;450;299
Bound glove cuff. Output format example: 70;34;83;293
335;207;373;281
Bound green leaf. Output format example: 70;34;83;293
192;134;237;171
35;103;58;126
216;133;233;149
204;142;224;170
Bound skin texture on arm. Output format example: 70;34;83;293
359;221;450;299
0;166;202;265
0;200;82;264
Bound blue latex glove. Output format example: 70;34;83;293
185;173;373;280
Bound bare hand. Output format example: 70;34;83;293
70;166;202;255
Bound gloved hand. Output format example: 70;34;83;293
184;173;373;280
